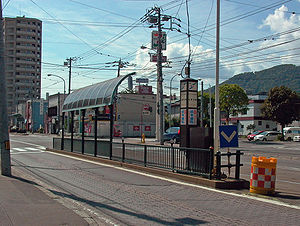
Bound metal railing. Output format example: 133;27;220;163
112;141;214;178
215;150;243;180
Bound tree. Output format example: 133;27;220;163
198;92;215;127
219;84;249;124
262;86;300;136
246;124;256;133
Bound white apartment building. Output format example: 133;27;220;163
222;95;277;135
4;16;42;115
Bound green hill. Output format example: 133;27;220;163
221;64;300;94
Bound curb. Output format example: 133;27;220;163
46;148;249;190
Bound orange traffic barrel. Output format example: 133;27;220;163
250;156;277;195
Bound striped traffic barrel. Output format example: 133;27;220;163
250;156;277;195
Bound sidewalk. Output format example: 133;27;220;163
0;172;88;226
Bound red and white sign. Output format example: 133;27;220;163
145;126;151;131
150;54;167;63
136;85;152;94
133;126;140;131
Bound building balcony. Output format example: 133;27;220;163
16;37;37;43
16;52;36;58
16;59;38;65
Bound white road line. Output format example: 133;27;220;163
24;147;39;151
10;139;46;149
47;151;300;210
12;148;27;152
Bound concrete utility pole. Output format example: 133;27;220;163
156;7;164;145
201;80;204;127
0;0;12;176
214;0;221;155
64;57;75;94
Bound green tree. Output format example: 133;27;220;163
262;86;300;136
198;92;215;127
219;84;249;124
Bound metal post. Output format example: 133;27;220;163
94;108;98;157
57;92;60;133
81;109;85;154
171;142;175;172
68;58;72;94
70;111;74;152
216;151;221;179
169;74;177;128
144;145;147;167
109;104;113;160
201;81;204;127
209;84;212;128
61;112;65;150
235;150;241;180
0;0;11;176
122;137;125;162
214;0;221;157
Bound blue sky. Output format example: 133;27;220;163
3;0;300;97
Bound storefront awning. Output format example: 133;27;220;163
62;72;135;112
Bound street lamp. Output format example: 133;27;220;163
47;74;66;133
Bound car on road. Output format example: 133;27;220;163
163;127;180;143
283;127;300;141
293;135;300;142
254;131;282;141
247;130;264;141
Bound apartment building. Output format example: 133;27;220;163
3;16;42;115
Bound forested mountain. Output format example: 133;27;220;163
221;64;300;94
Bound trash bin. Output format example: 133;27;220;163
250;156;277;195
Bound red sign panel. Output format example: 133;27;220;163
133;126;140;131
136;85;152;94
145;126;151;131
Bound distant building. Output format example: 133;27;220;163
221;95;277;135
3;16;42;115
25;99;48;132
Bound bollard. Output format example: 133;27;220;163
250;156;277;195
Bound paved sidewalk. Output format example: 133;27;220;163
0;172;88;226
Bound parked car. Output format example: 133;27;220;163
293;135;300;142
254;131;282;141
247;130;264;141
163;127;180;143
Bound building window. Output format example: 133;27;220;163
241;124;244;129
258;121;262;126
266;124;270;129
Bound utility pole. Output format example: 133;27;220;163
201;80;204;127
146;7;180;144
214;0;221;155
156;7;164;144
0;0;11;176
64;57;76;94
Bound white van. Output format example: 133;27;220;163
283;127;300;141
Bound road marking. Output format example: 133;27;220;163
221;131;236;143
47;151;300;210
12;148;27;152
25;147;40;151
10;139;46;150
11;151;45;155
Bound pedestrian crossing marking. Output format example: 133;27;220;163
24;147;39;151
11;146;45;154
12;148;27;152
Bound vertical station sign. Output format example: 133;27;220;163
180;78;198;147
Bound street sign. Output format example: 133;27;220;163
151;31;167;50
219;125;238;148
188;109;197;125
136;78;149;83
180;109;186;125
150;54;167;63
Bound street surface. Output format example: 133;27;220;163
9;134;300;225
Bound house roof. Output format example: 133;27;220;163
62;72;135;112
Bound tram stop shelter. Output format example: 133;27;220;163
60;72;136;159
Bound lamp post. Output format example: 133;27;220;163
47;74;66;133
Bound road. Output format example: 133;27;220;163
9;134;300;225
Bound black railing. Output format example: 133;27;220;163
112;141;214;178
215;150;243;180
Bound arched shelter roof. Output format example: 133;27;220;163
62;72;135;112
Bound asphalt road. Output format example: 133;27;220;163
8;134;300;225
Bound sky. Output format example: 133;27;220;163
3;0;300;98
